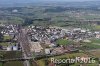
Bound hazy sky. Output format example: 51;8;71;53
0;0;99;4
39;0;96;1
22;0;97;1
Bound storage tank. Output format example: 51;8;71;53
13;46;18;51
7;46;12;51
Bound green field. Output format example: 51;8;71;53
0;51;22;59
0;42;9;47
91;39;100;43
0;61;24;66
0;63;2;66
83;43;100;50
3;35;12;41
94;25;100;30
0;51;23;66
56;39;73;46
3;61;23;66
0;6;100;28
37;53;86;66
0;42;16;47
37;53;98;66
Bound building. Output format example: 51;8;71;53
7;46;12;51
30;42;43;53
13;46;18;51
45;49;50;55
96;34;100;39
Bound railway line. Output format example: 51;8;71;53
18;28;38;66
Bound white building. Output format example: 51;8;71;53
12;9;18;13
45;49;50;54
13;46;18;51
96;34;100;39
7;46;12;51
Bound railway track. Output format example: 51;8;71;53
18;28;38;66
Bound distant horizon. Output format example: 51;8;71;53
0;0;100;7
0;0;100;4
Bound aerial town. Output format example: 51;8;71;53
0;24;100;66
0;0;100;66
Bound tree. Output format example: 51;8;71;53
0;27;3;42
0;33;3;42
22;18;33;26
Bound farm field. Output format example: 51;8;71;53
37;53;98;66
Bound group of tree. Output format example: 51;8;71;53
0;27;3;42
